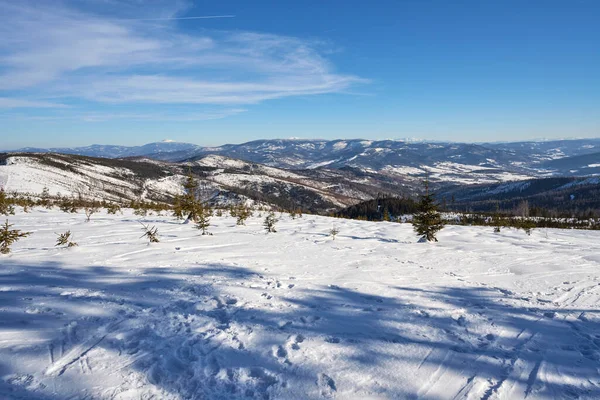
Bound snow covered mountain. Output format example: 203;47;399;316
7;138;600;183
0;152;414;212
10;140;202;161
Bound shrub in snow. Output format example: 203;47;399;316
264;212;278;233
329;226;340;240
106;203;122;215
55;231;78;248
39;187;52;209
0;220;31;254
139;222;160;243
412;177;445;242
84;206;99;222
519;219;536;236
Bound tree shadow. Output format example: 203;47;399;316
1;260;598;399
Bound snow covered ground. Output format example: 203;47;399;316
1;209;599;399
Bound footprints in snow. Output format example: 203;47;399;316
273;335;305;365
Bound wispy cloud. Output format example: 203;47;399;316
0;98;68;109
119;15;236;21
1;108;247;122
0;0;365;119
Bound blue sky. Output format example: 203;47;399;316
0;0;598;148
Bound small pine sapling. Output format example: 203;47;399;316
0;189;15;216
263;212;278;233
235;204;252;226
0;220;31;254
195;205;213;235
329;225;340;240
84;206;99;222
382;208;391;222
215;208;223;217
139;222;160;243
40;187;52;209
412;175;445;242
289;209;297;220
55;230;78;247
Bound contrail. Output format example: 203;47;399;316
122;15;235;21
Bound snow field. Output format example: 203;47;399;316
0;209;599;399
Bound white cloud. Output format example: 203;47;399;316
1;108;247;122
0;0;365;110
0;98;68;109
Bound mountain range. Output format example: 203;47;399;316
6;138;600;183
1;138;599;214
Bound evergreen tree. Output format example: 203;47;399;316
382;207;391;222
0;220;31;254
263;212;278;233
182;171;199;223
194;204;213;235
139;222;159;243
0;189;15;216
329;225;340;240
55;231;78;247
172;194;184;220
40;187;52;209
235;203;252;225
412;177;445;242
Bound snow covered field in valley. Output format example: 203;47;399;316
1;209;599;399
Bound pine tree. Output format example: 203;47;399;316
0;220;31;254
194;204;213;235
382;207;391;222
55;231;78;247
329;225;340;240
182;171;199;223
235;203;252;226
0;189;15;216
263;212;278;233
172;194;184;220
139;222;159;243
40;187;52;209
412;176;445;242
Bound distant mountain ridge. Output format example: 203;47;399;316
5;138;600;183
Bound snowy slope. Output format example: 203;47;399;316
0;153;183;202
0;153;408;212
1;209;599;399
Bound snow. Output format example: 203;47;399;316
0;156;139;199
1;209;600;399
306;160;336;169
382;165;426;176
332;141;347;151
